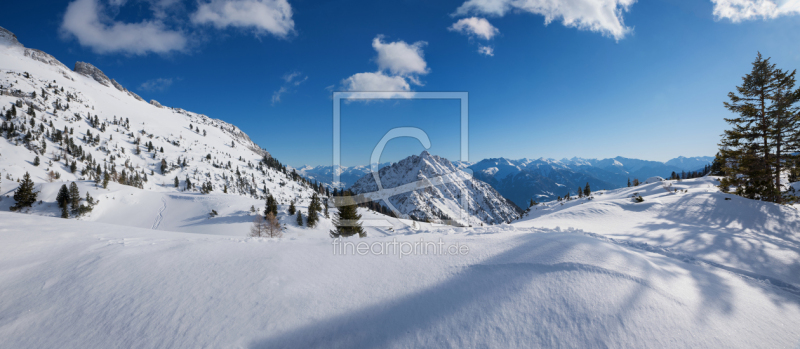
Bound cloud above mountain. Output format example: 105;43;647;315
449;17;499;40
60;0;188;55
453;0;636;41
340;36;429;99
711;0;800;22
191;0;295;37
60;0;295;55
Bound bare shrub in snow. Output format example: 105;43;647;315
250;213;282;238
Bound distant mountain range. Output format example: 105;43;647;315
297;155;714;208
467;156;713;207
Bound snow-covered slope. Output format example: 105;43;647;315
516;176;800;289
349;151;520;226
2;210;800;348
0;26;327;233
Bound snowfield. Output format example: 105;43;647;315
2;207;800;348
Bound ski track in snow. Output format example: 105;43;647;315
152;196;166;230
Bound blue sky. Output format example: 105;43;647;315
3;0;800;167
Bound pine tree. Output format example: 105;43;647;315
627;178;631;187
33;156;40;166
265;194;278;216
12;172;39;211
102;171;110;189
174;176;179;188
307;205;318;228
584;182;591;197
69;182;80;212
56;184;70;209
719;53;800;203
330;193;364;238
288;200;296;215
296;210;303;226
307;193;320;227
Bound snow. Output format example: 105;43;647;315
2;210;800;348
516;177;800;288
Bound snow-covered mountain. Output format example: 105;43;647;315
468;155;713;207
298;154;712;208
0;26;326;231
665;155;716;171
349;151;520;226
293;162;390;189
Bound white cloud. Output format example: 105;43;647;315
372;36;429;77
60;0;187;54
342;72;410;92
341;72;413;99
711;0;800;22
477;45;494;56
339;36;429;99
449;17;500;40
272;71;307;105
454;0;636;41
139;78;174;91
191;0;295;37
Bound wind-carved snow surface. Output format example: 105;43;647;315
349;151;520;226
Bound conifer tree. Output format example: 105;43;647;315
288;200;296;215
69;182;80;212
296;210;303;226
56;184;69;209
265;194;278;216
330;192;364;238
720;53;800;202
307;205;318;228
33;156;39;166
174;176;179;188
584;182;591;197
12;172;38;211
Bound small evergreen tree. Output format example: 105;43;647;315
296;210;303;226
584;182;591;197
330;193;364;238
288;200;296;215
56;184;70;209
265;194;278;216
307;205;318;228
33;156;40;166
69;182;80;212
12;172;38;211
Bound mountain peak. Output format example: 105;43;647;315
74;61;112;87
0;26;21;47
350;152;520;225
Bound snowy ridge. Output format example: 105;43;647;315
0;26;323;233
349;151;520;226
